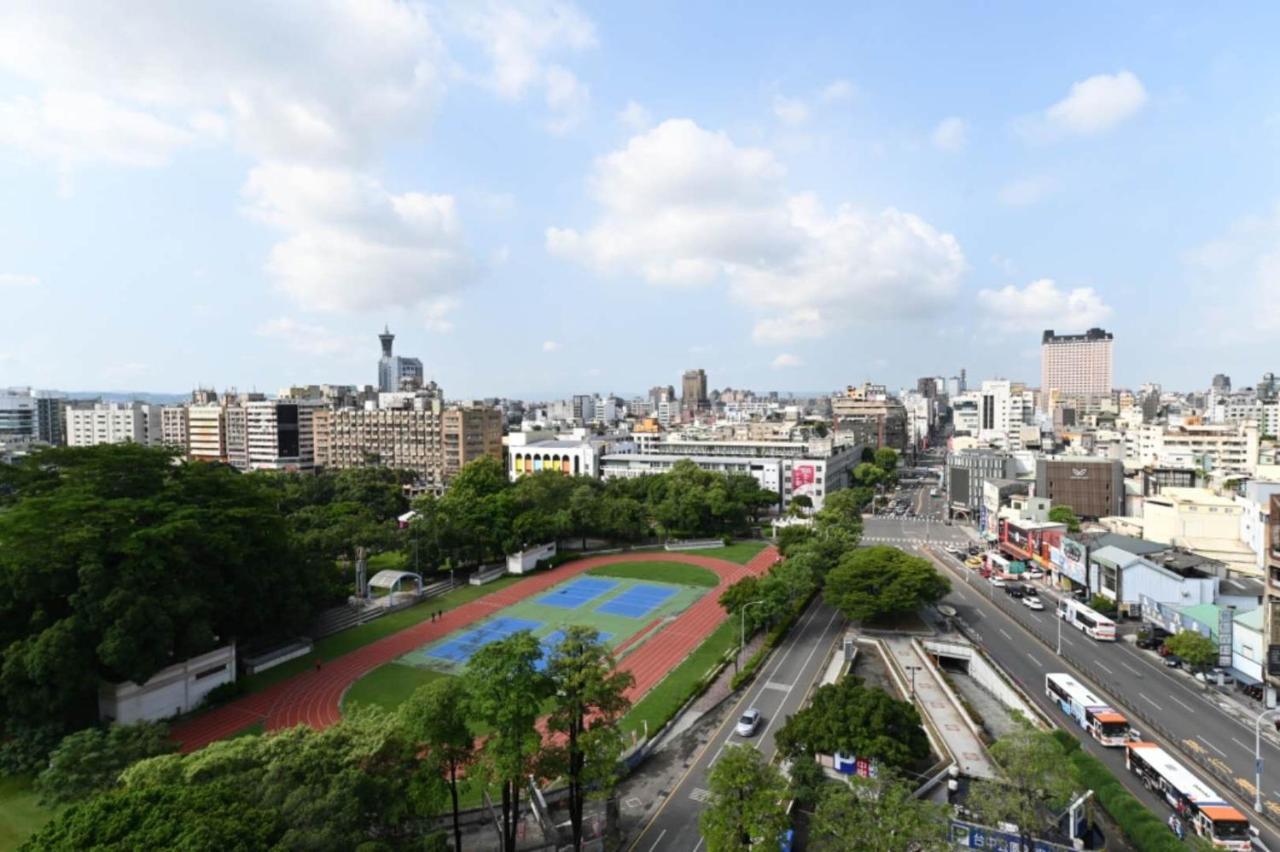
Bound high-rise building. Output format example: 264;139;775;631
377;326;425;392
318;396;446;485
160;406;189;452
831;383;908;449
1260;373;1279;402
1040;328;1113;407
442;404;504;480
66;402;164;447
681;369;708;414
917;377;938;399
33;391;66;445
0;388;37;440
239;399;322;472
187;403;226;462
1211;373;1232;393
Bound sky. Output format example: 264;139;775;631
2;2;1280;399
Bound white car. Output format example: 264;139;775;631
736;708;762;737
1022;596;1044;611
989;576;1007;588
1024;569;1044;580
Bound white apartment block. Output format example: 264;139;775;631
66;402;163;448
160;406;188;452
1040;328;1113;407
1132;421;1260;476
242;400;320;472
187;404;226;462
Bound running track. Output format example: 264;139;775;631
171;547;779;752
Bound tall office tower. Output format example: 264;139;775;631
1211;373;1232;393
917;377;938;399
1040;328;1113;409
1259;373;1278;402
0;388;36;439
958;368;967;393
682;369;708;413
160;405;189;452
33;391;66;445
377;326;425;392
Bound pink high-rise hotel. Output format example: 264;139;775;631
1040;328;1113;408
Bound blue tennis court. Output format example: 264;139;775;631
535;629;614;671
425;616;543;663
535;576;619;610
595;584;678;618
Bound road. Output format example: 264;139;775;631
916;531;1280;850
626;597;845;852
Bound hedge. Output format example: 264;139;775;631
1051;731;1190;852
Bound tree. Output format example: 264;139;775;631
873;447;899;474
969;725;1078;839
698;744;788;852
1164;630;1218;671
823;546;950;623
810;774;949;852
400;678;475;852
1088;594;1117;616
36;721;174;805
465;631;555;852
787;494;813;517
813;488;866;534
851;462;886;489
545;626;635;851
1048;505;1082;533
775;676;930;771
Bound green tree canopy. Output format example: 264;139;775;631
775;676;930;771
698;744;789;852
810;773;949;852
1048;505;1082;533
400;678;475;852
822;546;950;623
969;725;1079;837
36;721;174;805
1164;630;1218;670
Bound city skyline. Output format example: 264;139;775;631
4;4;1280;395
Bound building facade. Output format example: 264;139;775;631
160;406;189;452
681;369;708;414
441;404;504;481
187;403;226;462
66;402;163;447
1034;456;1124;519
832;383;908;449
317;399;446;485
377;327;425;392
946;449;1016;521
1040;327;1114;407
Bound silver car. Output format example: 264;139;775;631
736;708;762;737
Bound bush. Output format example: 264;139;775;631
202;680;248;708
1089;595;1117;616
1051;731;1186;852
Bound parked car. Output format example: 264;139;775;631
1164;655;1183;669
736;708;762;737
1023;596;1045;611
965;556;983;568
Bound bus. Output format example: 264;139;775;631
1057;597;1117;641
1126;742;1252;849
1044;673;1130;746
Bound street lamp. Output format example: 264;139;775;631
1255;705;1280;813
737;600;767;675
904;664;923;699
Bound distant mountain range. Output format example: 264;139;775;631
59;391;189;405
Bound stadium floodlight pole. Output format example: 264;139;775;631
1255;706;1280;813
738;600;767;675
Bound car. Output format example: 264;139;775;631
736;708;762;737
1025;569;1044;580
989;577;1007;588
1023;596;1045;611
1022;584;1038;596
1164;655;1182;668
1006;586;1024;598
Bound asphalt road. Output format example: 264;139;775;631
626;597;846;852
917;534;1280;850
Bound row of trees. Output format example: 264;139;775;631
403;457;778;571
25;625;630;852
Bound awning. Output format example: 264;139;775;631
1229;668;1262;687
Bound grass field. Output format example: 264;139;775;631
587;560;719;587
0;776;53;852
619;617;738;740
696;541;768;565
343;662;447;711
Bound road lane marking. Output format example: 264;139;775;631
762;681;791;692
1170;695;1195;713
692;839;704;852
999;628;1013;641
1232;737;1251;751
646;830;667;852
754;609;841;747
972;610;984;619
1198;736;1227;757
1139;693;1163;711
689;788;711;802
1026;652;1043;668
1119;661;1143;677
1095;661;1114;675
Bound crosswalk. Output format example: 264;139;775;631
862;536;931;546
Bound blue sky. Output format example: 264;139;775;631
2;2;1279;398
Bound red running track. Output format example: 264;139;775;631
172;547;779;752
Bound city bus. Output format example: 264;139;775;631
1057;597;1117;641
1044;673;1130;746
1126;742;1252;849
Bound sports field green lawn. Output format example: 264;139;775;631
696;541;768;564
0;776;54;852
587;560;719;587
343;662;447;711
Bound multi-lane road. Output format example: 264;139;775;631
626;598;846;852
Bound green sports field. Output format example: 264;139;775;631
344;560;716;711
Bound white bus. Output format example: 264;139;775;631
1126;742;1252;849
1057;597;1116;641
1044;673;1129;746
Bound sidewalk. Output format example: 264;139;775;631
881;635;997;779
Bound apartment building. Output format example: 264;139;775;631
187;403;227;462
160;406;188;452
239;399;321;472
66;402;163;447
317;397;446;485
1040;327;1113;408
442;404;504;481
1133;421;1260;476
832;383;908;449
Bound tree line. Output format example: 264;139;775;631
24;625;629;852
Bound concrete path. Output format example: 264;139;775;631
881;635;997;779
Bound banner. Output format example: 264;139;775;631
792;464;816;497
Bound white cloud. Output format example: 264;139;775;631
617;100;652;131
548;119;966;344
1043;70;1147;135
1185;204;1280;333
771;353;804;369
772;94;810;126
931;116;967;152
0;273;40;288
256;317;361;358
244;163;474;314
976;278;1112;332
542;340;562;352
543;64;589;133
998;175;1058;207
820;79;856;103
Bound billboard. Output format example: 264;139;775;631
792;464;816;497
1059;537;1088;586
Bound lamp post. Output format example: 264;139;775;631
1255;705;1280;813
905;664;923;699
737;600;767;675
